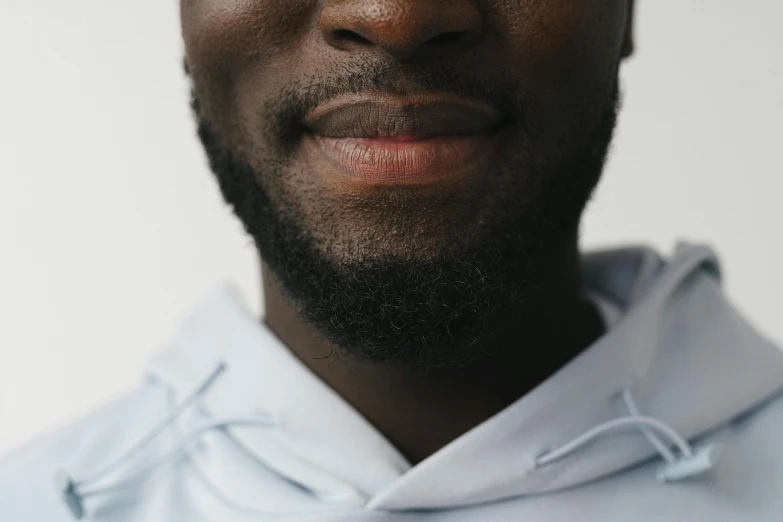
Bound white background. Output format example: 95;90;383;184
0;1;781;453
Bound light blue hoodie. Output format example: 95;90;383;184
2;243;783;521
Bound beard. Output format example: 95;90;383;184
189;66;619;368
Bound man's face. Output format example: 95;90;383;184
181;0;632;366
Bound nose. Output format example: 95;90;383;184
320;0;484;61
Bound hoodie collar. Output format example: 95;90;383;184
147;243;783;511
147;285;411;506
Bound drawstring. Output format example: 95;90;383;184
535;388;722;483
57;371;722;519
56;363;276;520
620;388;677;463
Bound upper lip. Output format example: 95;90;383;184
303;93;503;139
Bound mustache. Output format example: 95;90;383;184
267;62;525;152
185;58;526;154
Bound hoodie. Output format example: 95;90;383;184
2;242;783;521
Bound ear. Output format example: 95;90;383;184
621;0;636;58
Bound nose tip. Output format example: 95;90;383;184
320;0;483;61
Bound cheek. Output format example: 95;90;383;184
182;2;309;102
494;0;626;71
492;0;626;148
182;1;315;149
182;0;312;64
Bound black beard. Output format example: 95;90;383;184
190;78;619;368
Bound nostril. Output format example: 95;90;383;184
332;29;372;46
320;1;484;59
426;32;464;46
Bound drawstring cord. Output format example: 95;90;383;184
535;388;722;483
535;416;694;466
620;389;677;463
56;362;362;520
57;370;722;519
56;363;275;520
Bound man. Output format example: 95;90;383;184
2;0;783;520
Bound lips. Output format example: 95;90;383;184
304;95;502;139
302;93;503;185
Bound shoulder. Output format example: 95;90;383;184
0;381;171;522
717;387;783;504
732;386;783;450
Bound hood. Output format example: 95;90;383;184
146;242;783;512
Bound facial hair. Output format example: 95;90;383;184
189;65;619;368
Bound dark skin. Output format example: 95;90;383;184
182;0;635;465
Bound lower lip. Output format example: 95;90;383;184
309;134;493;185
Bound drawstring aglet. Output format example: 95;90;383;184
55;471;85;520
657;443;723;483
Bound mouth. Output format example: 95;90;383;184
302;93;504;186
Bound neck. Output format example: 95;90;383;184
260;241;604;465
